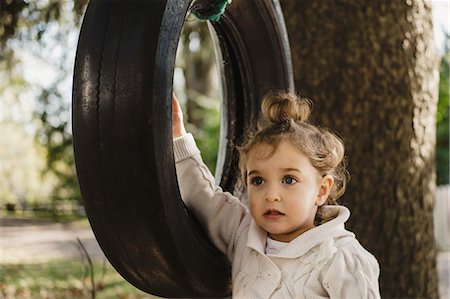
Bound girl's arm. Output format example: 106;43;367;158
172;94;248;256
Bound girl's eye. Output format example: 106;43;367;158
282;176;297;185
251;177;264;186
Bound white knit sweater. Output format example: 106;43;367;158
174;134;380;299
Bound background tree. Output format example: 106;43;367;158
282;0;440;297
436;35;449;186
1;0;88;207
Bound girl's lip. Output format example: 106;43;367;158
263;209;285;217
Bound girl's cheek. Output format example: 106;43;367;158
248;198;257;212
248;198;254;209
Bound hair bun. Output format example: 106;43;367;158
261;91;312;124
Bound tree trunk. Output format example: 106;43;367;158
282;0;440;297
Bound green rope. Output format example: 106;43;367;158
192;0;232;22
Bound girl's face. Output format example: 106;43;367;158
246;140;333;242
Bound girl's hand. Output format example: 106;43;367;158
172;93;187;138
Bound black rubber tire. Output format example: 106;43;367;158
72;0;293;297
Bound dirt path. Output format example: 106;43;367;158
0;218;105;264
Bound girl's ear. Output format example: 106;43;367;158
316;175;334;206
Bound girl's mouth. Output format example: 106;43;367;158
264;209;285;217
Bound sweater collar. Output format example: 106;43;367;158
246;205;354;257
247;218;268;254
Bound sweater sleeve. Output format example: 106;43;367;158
322;240;381;299
173;133;248;256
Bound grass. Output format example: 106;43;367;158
1;204;87;224
0;209;160;298
0;260;158;299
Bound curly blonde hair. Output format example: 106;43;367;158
238;91;349;224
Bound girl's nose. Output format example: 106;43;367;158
265;188;281;202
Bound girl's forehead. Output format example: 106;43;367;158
249;140;306;161
248;142;276;159
246;141;320;178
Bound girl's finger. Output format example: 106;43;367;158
172;93;181;114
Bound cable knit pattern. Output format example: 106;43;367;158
174;134;380;298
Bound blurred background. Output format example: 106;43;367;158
0;0;448;298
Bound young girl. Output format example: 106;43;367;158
172;91;380;298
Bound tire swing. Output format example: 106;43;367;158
72;0;293;297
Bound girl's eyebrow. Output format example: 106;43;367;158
247;168;302;176
281;168;302;174
247;170;260;176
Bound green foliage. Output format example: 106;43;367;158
0;0;27;45
34;85;80;201
2;208;86;224
175;18;221;174
0;260;154;298
436;50;449;185
0;0;87;41
188;96;221;173
0;0;87;205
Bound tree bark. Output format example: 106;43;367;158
281;0;440;297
